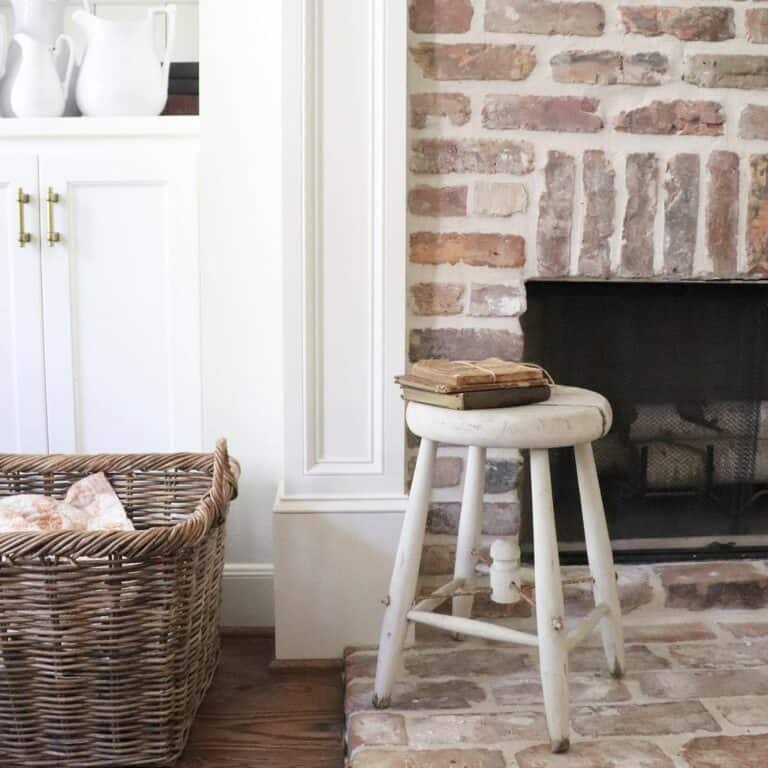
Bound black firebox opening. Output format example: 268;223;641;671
521;280;768;564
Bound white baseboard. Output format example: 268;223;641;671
221;562;275;628
273;504;406;660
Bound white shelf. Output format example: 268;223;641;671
0;115;200;139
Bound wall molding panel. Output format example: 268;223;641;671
282;0;406;495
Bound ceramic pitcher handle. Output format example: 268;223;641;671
0;18;6;81
149;5;176;97
55;34;76;102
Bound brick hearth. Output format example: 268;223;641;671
345;561;768;767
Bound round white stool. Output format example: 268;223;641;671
373;386;625;754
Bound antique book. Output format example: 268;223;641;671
398;358;549;394
401;384;551;411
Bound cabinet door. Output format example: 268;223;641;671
0;155;48;453
39;148;201;453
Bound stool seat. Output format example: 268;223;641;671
406;385;612;450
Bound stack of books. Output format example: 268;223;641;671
396;358;551;410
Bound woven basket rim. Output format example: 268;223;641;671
0;439;238;561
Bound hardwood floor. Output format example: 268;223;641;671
176;635;345;768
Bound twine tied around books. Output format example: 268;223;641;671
453;360;556;386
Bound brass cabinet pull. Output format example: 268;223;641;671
46;187;60;247
17;188;31;247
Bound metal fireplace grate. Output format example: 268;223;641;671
521;280;768;562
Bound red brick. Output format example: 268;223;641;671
348;713;407;754
411;139;535;175
573;701;719;738
409;0;474;33
474;182;528;217
564;566;655;617
622;622;716;644
664;154;699;278
706;151;739;277
537;151;575;277
747;9;768;44
469;284;523;317
720;621;768;639
485;0;605;36
352;749;506;768
346;678;487;714
410;93;470;129
409;328;524;362
483;95;602;133
406;647;534;677
570;644;668;674
427;501;520;536
620;6;734;42
740;104;768;140
409;282;465;316
657;561;768;610
614;100;724;136
433;455;463;486
642;669;768;700
420;544;455;575
411;43;535;81
552;50;668;86
621;153;658;277
685;55;768;89
410;232;526;269
408;712;547;747
494;675;631;706
682;734;768;768
669;641;768;669
409;185;467;217
579;149;615;278
717;698;768;727
516;741;673;768
749;155;768;276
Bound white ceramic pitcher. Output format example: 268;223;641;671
8;32;74;117
73;4;176;116
10;0;67;46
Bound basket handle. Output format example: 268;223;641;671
212;439;239;514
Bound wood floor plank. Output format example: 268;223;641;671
176;635;345;768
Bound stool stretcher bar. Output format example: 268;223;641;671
411;578;465;614
406;610;540;647
566;604;610;651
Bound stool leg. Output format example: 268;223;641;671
530;449;570;754
452;446;486;627
574;442;625;678
373;437;437;709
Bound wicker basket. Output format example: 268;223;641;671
0;439;239;768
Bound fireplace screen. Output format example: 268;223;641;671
522;280;768;561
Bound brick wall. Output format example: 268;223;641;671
407;0;768;603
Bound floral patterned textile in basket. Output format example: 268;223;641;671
0;472;134;533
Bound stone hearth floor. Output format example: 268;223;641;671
344;561;768;767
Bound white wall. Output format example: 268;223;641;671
0;0;199;62
200;0;282;627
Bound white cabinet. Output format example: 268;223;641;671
1;125;201;454
0;156;47;452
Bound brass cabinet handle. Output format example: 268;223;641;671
46;187;60;247
17;188;31;247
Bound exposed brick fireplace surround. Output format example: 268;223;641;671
406;0;768;582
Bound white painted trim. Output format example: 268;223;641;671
274;509;405;659
282;0;406;496
0;117;200;139
221;563;275;629
224;562;275;579
275;494;409;514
